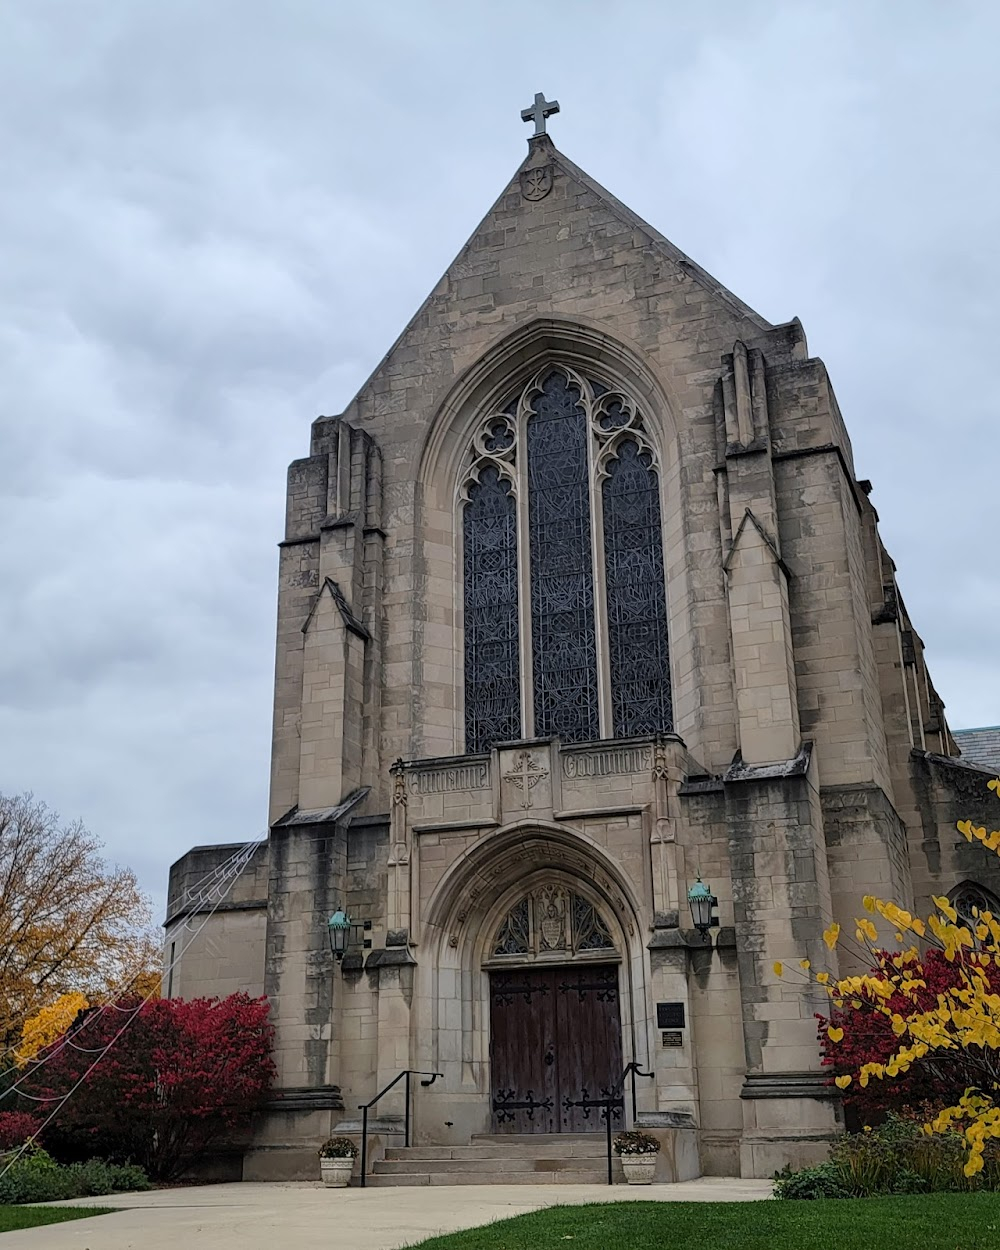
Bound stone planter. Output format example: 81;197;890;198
320;1157;355;1188
620;1154;657;1185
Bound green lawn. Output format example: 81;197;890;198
0;1204;115;1234
408;1196;1000;1250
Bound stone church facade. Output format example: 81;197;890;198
165;114;999;1182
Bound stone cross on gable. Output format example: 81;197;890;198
521;92;560;137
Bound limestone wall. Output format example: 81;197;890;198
163;842;269;1001
163;907;267;1000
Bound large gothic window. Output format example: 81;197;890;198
462;365;672;752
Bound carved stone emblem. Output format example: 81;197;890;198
537;885;568;950
503;751;548;810
519;165;553;201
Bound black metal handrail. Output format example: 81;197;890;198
358;1069;442;1186
601;1060;655;1185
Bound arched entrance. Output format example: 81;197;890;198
420;821;650;1141
483;877;624;1134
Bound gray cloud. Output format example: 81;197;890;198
1;1;996;917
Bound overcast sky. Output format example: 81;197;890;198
1;1;997;917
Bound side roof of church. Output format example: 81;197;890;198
953;727;1000;774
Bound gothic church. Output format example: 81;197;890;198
166;99;999;1183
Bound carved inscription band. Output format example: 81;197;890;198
562;746;652;779
409;763;491;794
409;747;650;790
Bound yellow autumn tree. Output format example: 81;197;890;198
15;970;161;1066
0;792;160;1053
15;992;90;1066
778;777;1000;1177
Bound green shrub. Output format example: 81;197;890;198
774;1115;1000;1199
773;1162;851;1200
0;1146;75;1204
66;1159;152;1196
0;1145;151;1204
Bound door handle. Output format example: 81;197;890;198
544;1048;554;1066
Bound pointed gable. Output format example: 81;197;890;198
331;134;784;453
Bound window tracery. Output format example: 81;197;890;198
490;887;615;959
949;881;1000;927
571;891;615;951
462;364;672;751
492;896;531;956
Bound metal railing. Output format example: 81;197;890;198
358;1069;442;1186
602;1060;655;1185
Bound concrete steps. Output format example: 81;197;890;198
366;1134;616;1187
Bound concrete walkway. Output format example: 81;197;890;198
9;1178;772;1250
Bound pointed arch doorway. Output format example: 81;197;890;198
487;884;624;1134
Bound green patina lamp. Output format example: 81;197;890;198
327;908;353;960
687;877;714;935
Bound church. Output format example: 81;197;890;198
165;97;999;1184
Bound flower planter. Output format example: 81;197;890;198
320;1157;355;1188
620;1154;657;1185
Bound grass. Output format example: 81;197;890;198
0;1204;116;1234
408;1196;1000;1250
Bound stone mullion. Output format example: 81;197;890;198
513;402;533;740
587;391;614;740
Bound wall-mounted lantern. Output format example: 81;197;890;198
687;877;716;936
327;909;372;960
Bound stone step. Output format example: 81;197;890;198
375;1156;607;1175
365;1167;612;1187
471;1133;606;1143
367;1133;618;1187
384;1141;609;1162
468;1134;610;1156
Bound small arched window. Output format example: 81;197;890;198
461;366;672;753
949;881;1000;928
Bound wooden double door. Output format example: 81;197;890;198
489;964;623;1134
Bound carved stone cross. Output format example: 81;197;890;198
503;751;547;810
521;92;560;137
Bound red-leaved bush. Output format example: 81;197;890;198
819;948;994;1125
0;1111;42;1150
22;993;275;1179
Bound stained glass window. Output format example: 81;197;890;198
601;439;673;737
462;366;672;751
464;467;520;754
571;893;615;950
526;371;600;743
493;897;531;956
